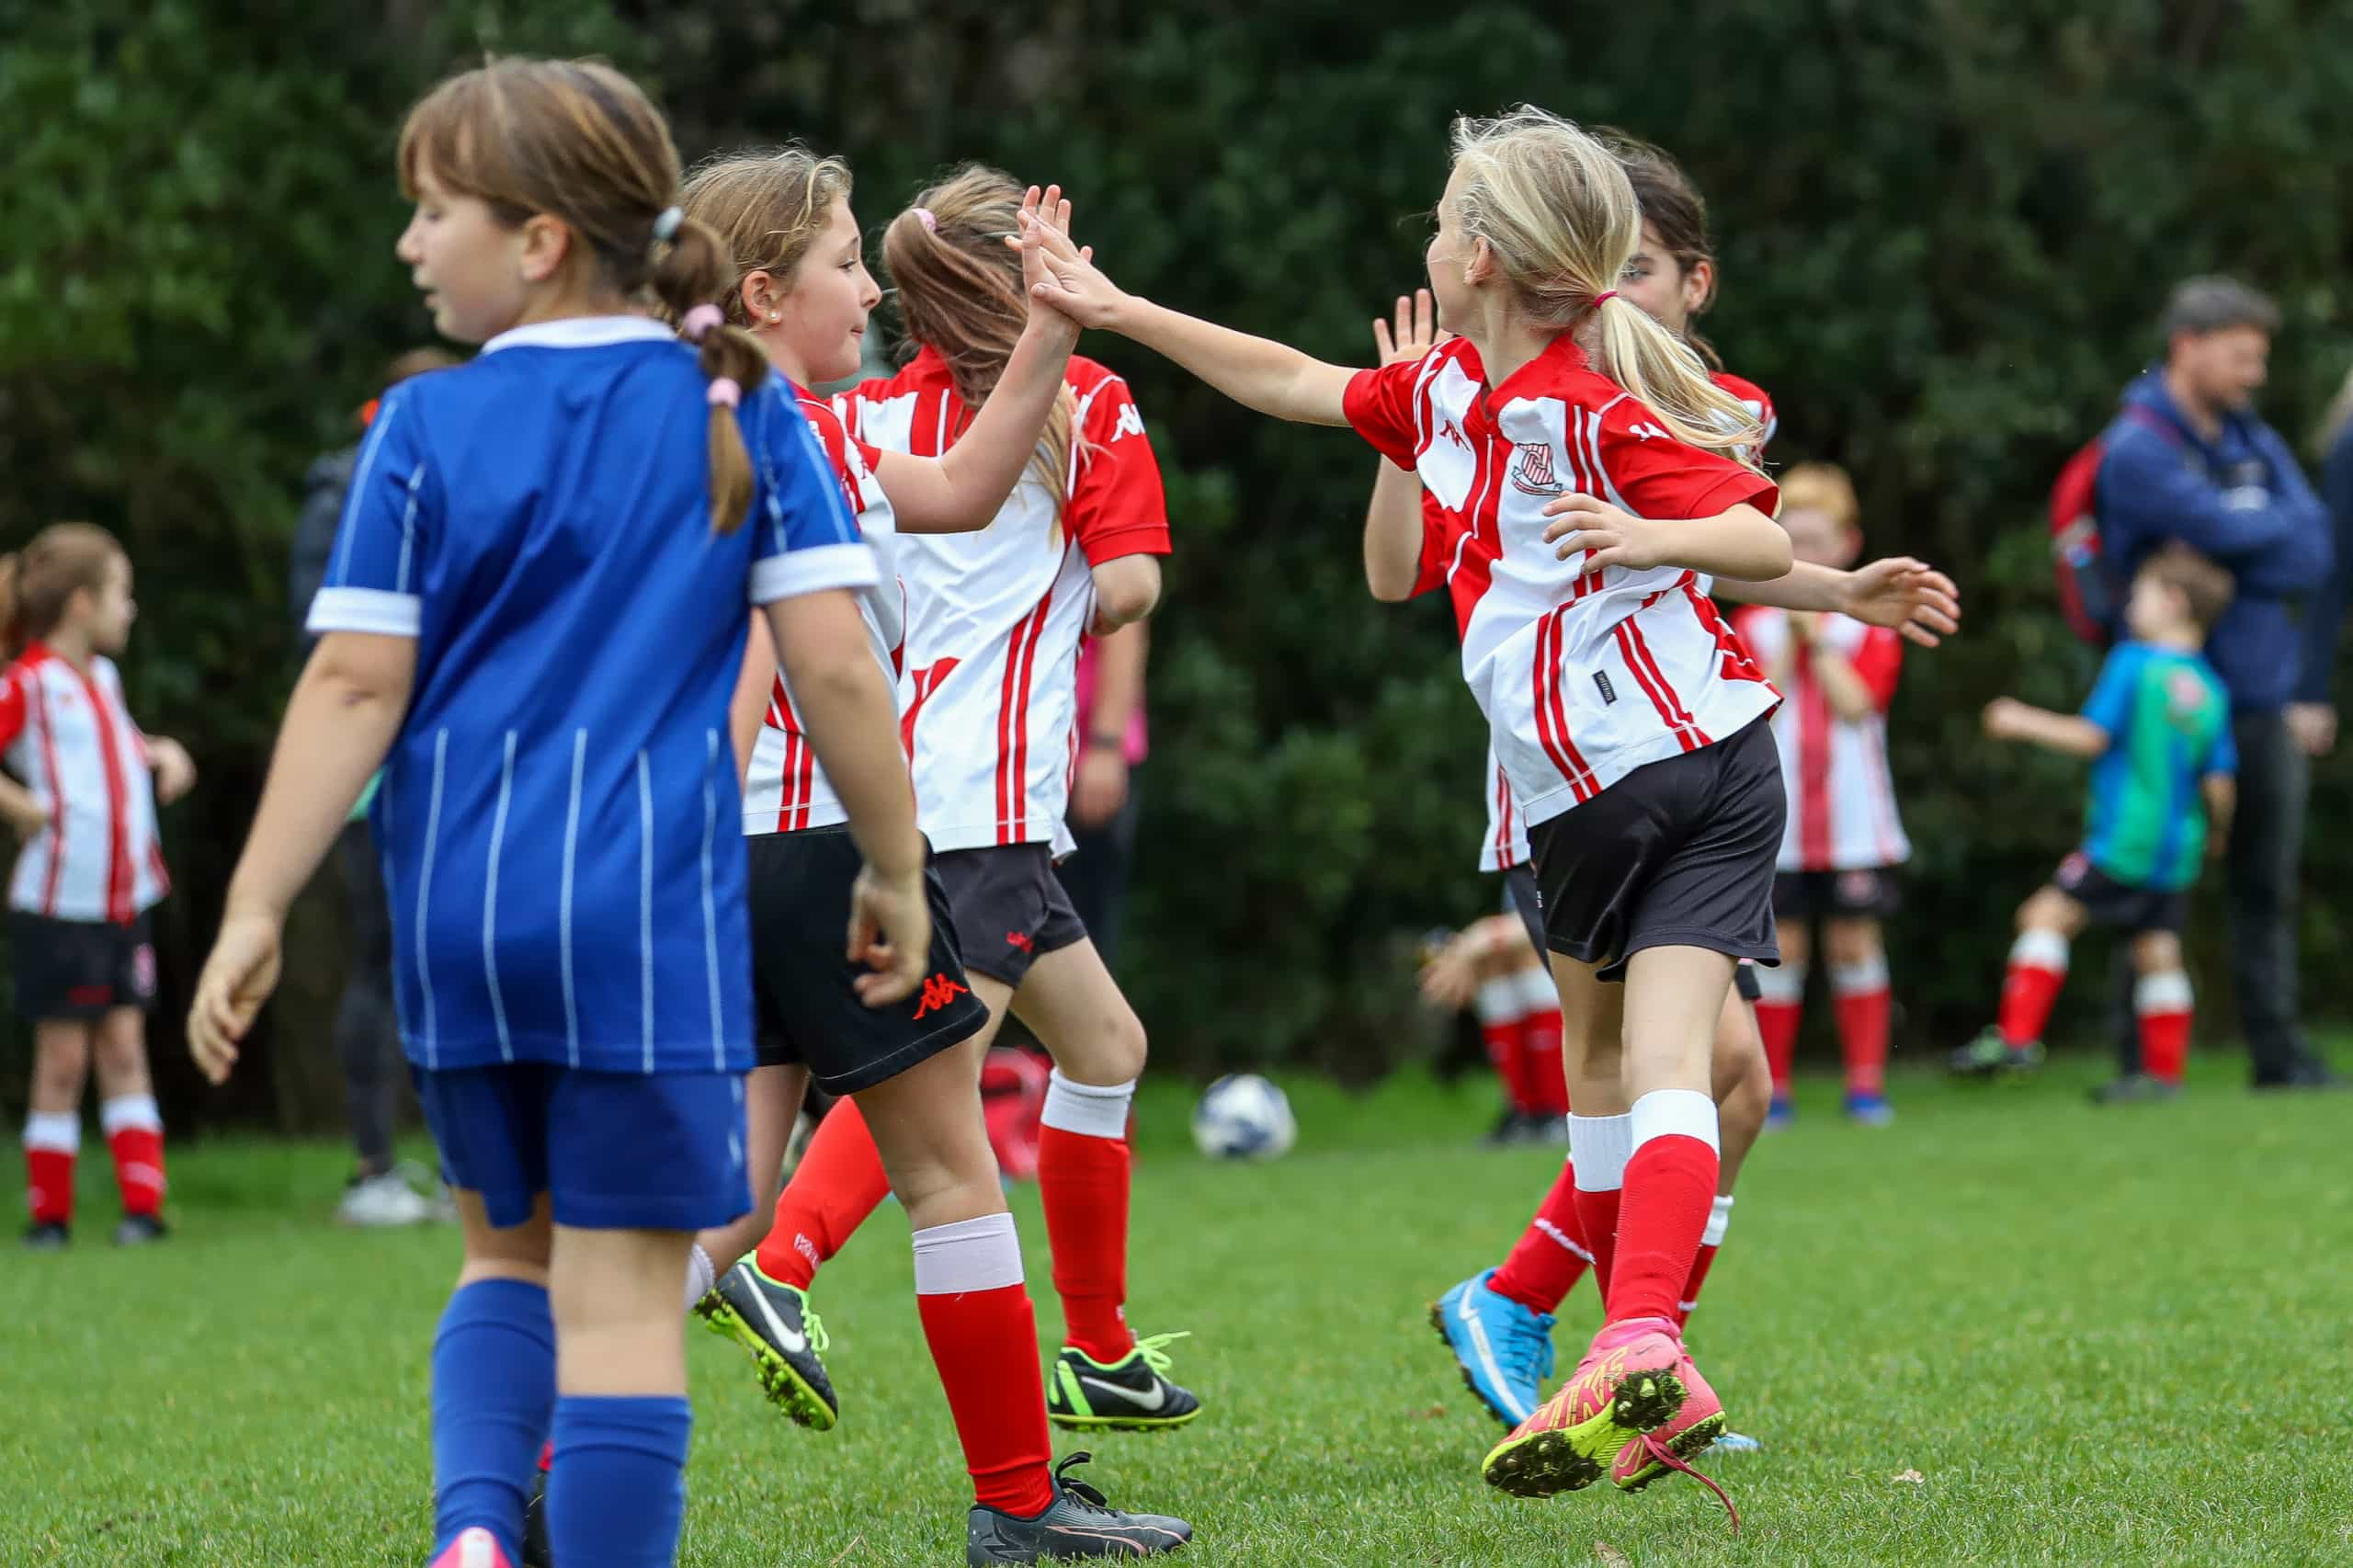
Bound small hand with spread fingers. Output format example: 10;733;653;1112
1006;184;1086;335
1371;288;1442;368
1020;207;1129;331
1843;557;1962;648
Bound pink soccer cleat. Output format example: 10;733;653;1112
1610;1343;1739;1523
1481;1316;1686;1498
429;1527;514;1568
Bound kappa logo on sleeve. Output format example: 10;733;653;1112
1109;403;1146;442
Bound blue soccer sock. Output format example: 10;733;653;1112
431;1278;557;1562
547;1395;694;1568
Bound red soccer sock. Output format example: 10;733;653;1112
1566;1112;1631;1299
1488;1157;1591;1315
1831;959;1892;1097
1570;1187;1622;1301
99;1095;165;1217
1607;1091;1721;1326
2135;971;2193;1085
1475;978;1540;1115
1752;964;1804;1096
1520;1006;1570;1118
914;1212;1055;1517
23;1112;78;1225
1997;929;2069;1047
753;1098;891;1290
1676;1194;1734;1329
1039;1072;1136;1364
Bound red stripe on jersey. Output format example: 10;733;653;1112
903;658;961;769
1547;613;1597;800
1530;609;1596;801
1629;610;1711;746
1494;763;1516;866
1797;658;1834;868
1680;577;1772;687
1612;619;1700;754
77;666;132;923
1004;580;1056;843
1863;717;1904;865
995;606;1034;842
31;676;64;916
793;711;816;833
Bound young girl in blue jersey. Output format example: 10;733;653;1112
186;59;930;1568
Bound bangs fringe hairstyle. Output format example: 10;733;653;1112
679;145;857;328
881;165;1081;514
396;56;769;531
1601;130;1724;371
1449;107;1762;465
0;523;123;660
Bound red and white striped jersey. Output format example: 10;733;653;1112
0;645;167;923
839;349;1170;852
1732;607;1910;871
1347;335;1780;831
742;387;907;835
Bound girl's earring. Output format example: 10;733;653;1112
767;312;780;324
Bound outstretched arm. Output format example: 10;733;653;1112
876;187;1084;535
1984;696;2110;758
1713;557;1961;648
1024;218;1356;426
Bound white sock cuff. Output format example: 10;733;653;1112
1830;956;1890;994
1513;965;1562;1015
683;1244;717;1314
1473;976;1526;1026
2009;929;2070;973
1701;1193;1734;1247
2135;971;2193;1014
23;1112;80;1153
911;1210;1024;1295
1631;1088;1721;1157
1040;1069;1136;1139
1752;962;1805;1004
1568;1113;1633;1190
99;1095;162;1136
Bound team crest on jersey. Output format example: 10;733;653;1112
2165;667;2210;722
1509;442;1565;496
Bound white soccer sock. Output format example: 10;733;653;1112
1630;1088;1721;1157
97;1094;161;1135
2008;927;2070;977
1568;1113;1633;1190
911;1210;1025;1294
1702;1193;1735;1248
1040;1070;1135;1140
1473;975;1527;1027
23;1111;79;1153
682;1243;717;1314
1753;962;1805;1005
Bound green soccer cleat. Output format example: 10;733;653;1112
1048;1332;1202;1431
696;1260;839;1429
1949;1028;2043;1077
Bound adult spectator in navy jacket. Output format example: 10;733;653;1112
2096;278;2339;1090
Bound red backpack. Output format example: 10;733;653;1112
2048;404;2178;644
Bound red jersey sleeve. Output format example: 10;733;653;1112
0;665;26;753
796;394;880;517
1409;490;1458;598
1069;373;1172;566
1597;396;1779;520
1342;356;1425;471
1849;625;1904;710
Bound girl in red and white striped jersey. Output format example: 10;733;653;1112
1733;464;1911;1126
671;152;1185;1545
0;524;195;1249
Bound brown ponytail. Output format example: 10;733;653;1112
881;166;1082;515
2;523;123;662
396;57;768;533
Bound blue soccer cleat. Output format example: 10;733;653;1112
1843;1091;1894;1126
1430;1268;1555;1427
1713;1429;1762;1454
1765;1095;1795;1130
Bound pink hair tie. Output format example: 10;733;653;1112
680;303;725;342
1592;290;1619;309
915;207;938;233
706;377;742;410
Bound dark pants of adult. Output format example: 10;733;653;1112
1055;780;1142;976
2109;711;2321;1085
335;819;404;1172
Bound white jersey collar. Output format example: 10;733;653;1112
480;315;678;355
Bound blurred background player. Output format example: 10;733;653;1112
1951;547;2236;1103
1418;883;1569;1144
290;347;460;1228
2;524;194;1250
1056;621;1150;975
1733;463;1911;1126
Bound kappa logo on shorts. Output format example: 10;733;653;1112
131;944;156;1000
913;973;971;1019
1837;870;1881;905
1006;930;1036;954
1508;441;1565;496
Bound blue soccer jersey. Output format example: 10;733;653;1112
308;315;875;1074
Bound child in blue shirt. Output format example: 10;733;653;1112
186;58;928;1568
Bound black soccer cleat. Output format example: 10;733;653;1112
696;1259;839;1429
1047;1334;1201;1432
23;1220;70;1251
113;1213;168;1246
966;1452;1191;1563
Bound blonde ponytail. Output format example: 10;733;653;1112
1449;107;1763;465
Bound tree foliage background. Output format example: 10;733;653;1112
6;0;2353;1130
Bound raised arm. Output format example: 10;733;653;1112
873;187;1085;535
1024;218;1357;426
1713;557;1961;648
1983;696;2110;759
1364;291;1438;601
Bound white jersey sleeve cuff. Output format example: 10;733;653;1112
306;587;423;637
750;542;880;605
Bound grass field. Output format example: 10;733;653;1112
6;1051;2351;1566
